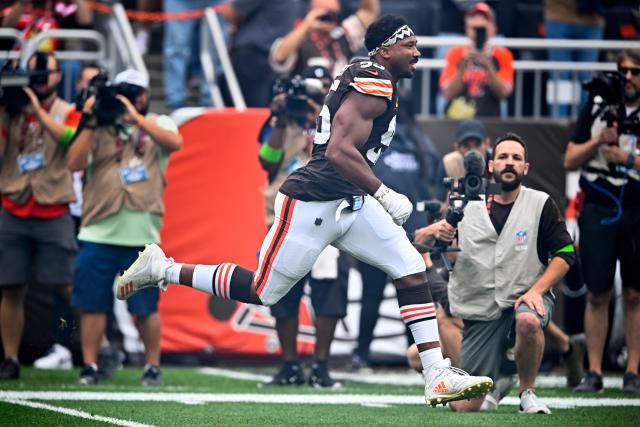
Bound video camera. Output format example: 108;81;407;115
433;151;500;271
583;71;640;134
272;75;324;121
0;58;54;117
76;73;145;126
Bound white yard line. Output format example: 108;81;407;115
2;398;154;427
199;367;625;388
1;391;639;408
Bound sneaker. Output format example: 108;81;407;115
77;364;99;385
114;244;172;300
518;389;551;414
0;358;20;380
308;363;342;389
97;344;125;380
141;364;163;386
423;358;493;407
623;372;640;393
562;333;586;388
574;371;603;392
34;344;73;370
479;375;517;411
350;353;372;373
262;363;305;386
479;393;499;411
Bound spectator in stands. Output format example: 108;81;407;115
222;0;296;107
442;119;491;179
269;0;379;78
0;52;80;380
163;0;222;110
68;69;182;385
565;49;640;394
439;2;513;119
442;133;575;413
351;87;447;371
257;65;348;388
544;0;605;117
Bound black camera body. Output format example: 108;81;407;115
78;74;145;126
0;59;53;117
272;76;323;121
584;71;640;134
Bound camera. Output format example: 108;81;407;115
0;58;53;117
272;75;324;121
81;75;145;126
474;26;487;51
583;71;640;134
443;150;488;203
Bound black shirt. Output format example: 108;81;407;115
489;197;575;267
572;100;640;207
280;60;398;201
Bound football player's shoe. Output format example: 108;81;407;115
423;358;493;407
114;244;172;300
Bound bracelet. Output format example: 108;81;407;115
259;143;283;163
626;153;635;169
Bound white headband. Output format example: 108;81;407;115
367;25;415;57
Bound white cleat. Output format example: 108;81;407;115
114;244;173;300
424;358;493;407
519;389;551;414
34;344;73;370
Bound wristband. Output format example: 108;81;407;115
373;183;390;202
259;143;283;163
626;153;635;169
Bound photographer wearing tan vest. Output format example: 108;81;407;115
0;51;80;380
67;69;182;386
435;134;575;414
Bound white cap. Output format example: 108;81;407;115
114;69;149;89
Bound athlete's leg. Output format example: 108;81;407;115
334;196;492;405
116;194;341;308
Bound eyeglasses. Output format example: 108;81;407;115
619;66;640;77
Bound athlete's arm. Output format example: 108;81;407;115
325;90;386;195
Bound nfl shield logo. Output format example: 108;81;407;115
515;230;528;243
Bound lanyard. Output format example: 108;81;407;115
114;125;146;164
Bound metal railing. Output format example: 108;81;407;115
415;36;640;118
106;2;148;83
200;7;246;110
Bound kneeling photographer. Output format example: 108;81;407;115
258;65;349;388
0;51;80;380
67;69;182;386
431;134;574;414
564;49;640;393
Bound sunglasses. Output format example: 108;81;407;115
619;66;640;77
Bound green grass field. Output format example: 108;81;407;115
0;367;639;426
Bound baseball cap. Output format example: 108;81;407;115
455;119;487;144
114;69;149;89
465;2;495;22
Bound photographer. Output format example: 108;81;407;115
0;51;80;380
259;65;348;388
564;49;640;394
269;0;379;77
439;2;513;119
67;69;182;385
437;134;574;414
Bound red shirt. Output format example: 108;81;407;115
1;106;80;219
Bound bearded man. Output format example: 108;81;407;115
432;133;575;414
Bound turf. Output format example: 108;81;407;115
0;367;638;426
